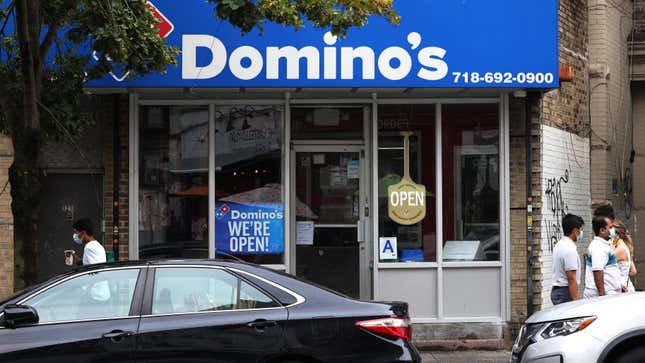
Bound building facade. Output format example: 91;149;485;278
630;0;645;290
3;0;641;348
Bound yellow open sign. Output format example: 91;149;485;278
388;132;426;225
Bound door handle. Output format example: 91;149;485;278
102;330;133;342
247;319;278;330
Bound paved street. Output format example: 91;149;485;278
420;350;510;363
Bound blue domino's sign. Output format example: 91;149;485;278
215;202;284;255
88;0;559;89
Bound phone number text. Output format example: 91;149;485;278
452;72;555;84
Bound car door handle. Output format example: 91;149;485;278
102;330;133;342
247;319;278;330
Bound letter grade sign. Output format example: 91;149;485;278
88;0;558;89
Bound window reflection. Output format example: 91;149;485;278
139;106;209;259
442;104;500;261
215;105;284;265
27;269;139;323
152;268;279;314
377;105;436;262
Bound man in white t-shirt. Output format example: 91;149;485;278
67;218;107;266
67;218;110;305
551;214;584;305
584;215;622;298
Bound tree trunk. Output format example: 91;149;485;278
9;127;42;290
10;0;44;290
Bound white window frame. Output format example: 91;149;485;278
371;95;510;323
128;92;511;322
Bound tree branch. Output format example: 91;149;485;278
0;91;18;139
38;0;80;80
0;92;8;126
15;0;40;129
0;1;16;36
38;23;59;67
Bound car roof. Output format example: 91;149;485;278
0;259;273;306
68;258;260;273
63;259;342;305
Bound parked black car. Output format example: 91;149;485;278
0;260;420;362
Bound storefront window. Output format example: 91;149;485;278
139;106;209;259
442;104;500;261
215;105;284;265
377;105;436;262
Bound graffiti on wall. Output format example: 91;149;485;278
544;169;570;252
540;125;591;308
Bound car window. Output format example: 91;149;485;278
23;269;140;324
152;268;280;315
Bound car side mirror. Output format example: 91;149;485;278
2;304;39;328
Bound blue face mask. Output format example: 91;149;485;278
73;233;83;245
577;230;584;242
609;228;617;239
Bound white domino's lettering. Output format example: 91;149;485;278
182;32;448;82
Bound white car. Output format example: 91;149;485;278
511;292;645;363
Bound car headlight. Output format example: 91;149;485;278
512;316;596;360
513;323;544;356
539;316;596;340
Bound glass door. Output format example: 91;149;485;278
292;145;366;299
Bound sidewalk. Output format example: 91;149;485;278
420;350;510;362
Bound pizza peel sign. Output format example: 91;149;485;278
388;132;426;225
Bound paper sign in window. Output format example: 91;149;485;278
296;221;315;246
379;237;398;261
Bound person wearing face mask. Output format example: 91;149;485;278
593;203;616;222
551;214;584;305
584;216;622;298
65;218;106;266
65;218;110;317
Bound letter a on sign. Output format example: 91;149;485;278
388;132;426;225
379;237;398;260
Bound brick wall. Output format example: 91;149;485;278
542;0;589;135
102;95;130;261
521;0;590;315
539;125;592;308
40;101;103;171
506;0;592;328
0;136;12;300
508;96;528;336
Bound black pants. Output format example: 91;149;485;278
551;286;572;305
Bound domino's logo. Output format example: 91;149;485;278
216;204;231;219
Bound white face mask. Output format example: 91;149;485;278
609;227;617;239
577;230;584;242
73;233;83;245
